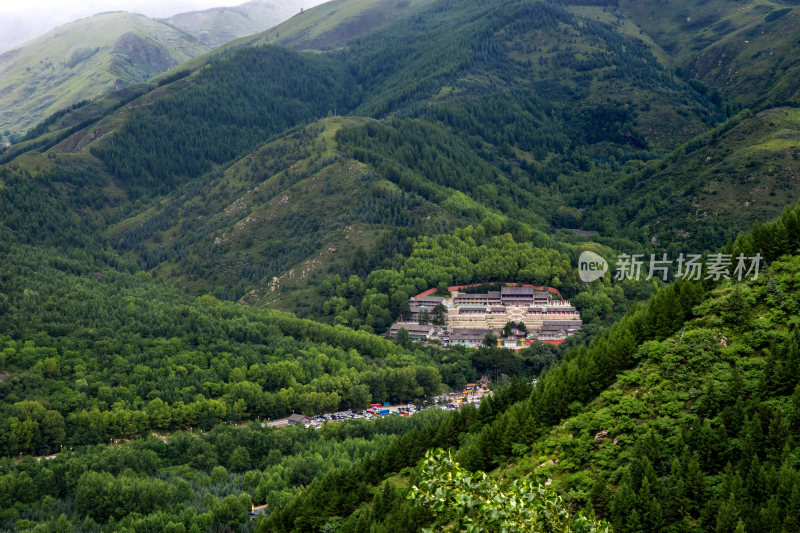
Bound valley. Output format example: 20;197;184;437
1;0;800;531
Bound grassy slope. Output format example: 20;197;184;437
585;106;800;250
619;0;800;106
163;0;314;48
255;0;436;50
159;0;434;80
0;12;209;141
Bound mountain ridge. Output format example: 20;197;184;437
0;1;323;144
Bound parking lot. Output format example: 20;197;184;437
302;385;491;428
307;403;419;428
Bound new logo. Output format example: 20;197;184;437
578;251;608;283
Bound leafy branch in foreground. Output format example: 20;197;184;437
409;449;611;533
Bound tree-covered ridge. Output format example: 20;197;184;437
91;46;359;196
583;106;800;252
107;118;469;304
105;110;646;329
508;254;800;532
336;118;556;230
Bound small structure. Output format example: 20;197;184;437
389;322;443;340
408;296;446;321
499;286;536;306
250;504;268;519
453;291;502;306
449;328;490;347
540;320;582;337
287;414;312;426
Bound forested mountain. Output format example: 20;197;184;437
0;1;317;145
584;106;800;251
1;0;800;531
0;12;208;144
619;0;800;107
2;0;732;315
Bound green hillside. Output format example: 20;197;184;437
2;0;730;318
583;106;800;251
0;12;208;143
510;253;800;532
256;0;435;50
164;0;314;48
618;0;800;106
108;117;468;307
0;1;321;144
160;0;434;79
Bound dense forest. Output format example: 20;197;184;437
2;0;800;531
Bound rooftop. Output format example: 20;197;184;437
415;296;445;303
449;328;491;340
390;323;434;333
541;320;583;328
456;292;498;299
501;286;534;295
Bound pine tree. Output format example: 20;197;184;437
791;385;800;434
684;452;706;516
610;478;637;532
715;494;741;533
590;478;611;520
637;477;664;532
664;458;687;524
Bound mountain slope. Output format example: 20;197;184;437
583;106;800;251
0;1;324;144
108;117;468;305
255;0;436;50
0;0;796;326
0;12;208;143
503;245;800;532
163;0;315;48
618;0;800;107
154;0;435;79
0;0;744;318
